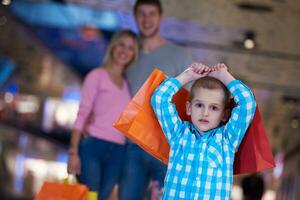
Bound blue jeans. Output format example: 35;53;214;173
78;137;125;200
119;143;167;200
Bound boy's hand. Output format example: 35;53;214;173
209;63;235;84
209;63;227;78
189;63;211;77
176;63;210;85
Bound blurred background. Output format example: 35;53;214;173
0;0;299;199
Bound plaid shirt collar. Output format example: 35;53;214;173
189;123;218;141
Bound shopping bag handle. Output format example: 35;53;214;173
62;174;78;184
63;174;98;200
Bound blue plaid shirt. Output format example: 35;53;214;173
151;78;256;200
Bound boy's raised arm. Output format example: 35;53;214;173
151;76;183;143
176;63;210;85
208;63;235;85
211;64;256;151
151;63;209;143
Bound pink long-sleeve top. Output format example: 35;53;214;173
73;68;131;145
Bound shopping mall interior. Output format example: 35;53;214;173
0;0;300;199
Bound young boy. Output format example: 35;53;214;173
151;63;256;199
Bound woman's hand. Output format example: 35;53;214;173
67;154;81;175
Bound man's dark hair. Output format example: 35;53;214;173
133;0;163;15
242;174;265;200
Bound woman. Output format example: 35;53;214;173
67;30;138;200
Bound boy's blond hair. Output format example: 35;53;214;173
190;76;231;107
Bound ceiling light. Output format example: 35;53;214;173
1;0;11;6
291;116;299;129
244;39;255;49
243;30;256;49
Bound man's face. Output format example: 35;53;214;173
134;4;162;38
186;88;226;134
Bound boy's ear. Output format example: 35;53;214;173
186;101;191;116
221;108;230;123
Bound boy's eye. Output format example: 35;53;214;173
211;106;219;111
195;103;203;108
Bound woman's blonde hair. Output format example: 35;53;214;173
102;30;139;69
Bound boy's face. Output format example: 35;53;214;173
134;4;162;38
186;88;226;134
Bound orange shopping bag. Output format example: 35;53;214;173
114;69;275;174
34;181;88;200
114;69;190;164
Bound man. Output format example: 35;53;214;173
119;0;193;199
